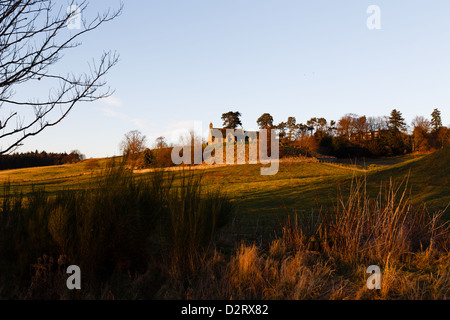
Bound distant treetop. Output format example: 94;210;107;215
221;111;242;129
389;109;407;132
431;108;443;132
257;113;274;129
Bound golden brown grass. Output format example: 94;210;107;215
1;156;448;300
154;175;449;300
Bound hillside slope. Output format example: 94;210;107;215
367;146;450;213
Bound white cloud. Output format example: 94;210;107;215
146;120;209;146
95;107;210;147
132;118;151;130
97;107;150;131
101;96;123;107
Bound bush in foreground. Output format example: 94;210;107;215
0;164;233;299
157;176;449;300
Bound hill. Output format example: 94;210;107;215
0;149;448;237
367;146;450;214
0;157;119;194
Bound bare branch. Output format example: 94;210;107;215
0;0;123;154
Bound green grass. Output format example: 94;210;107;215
169;149;448;237
0;165;233;299
367;147;450;212
333;153;425;168
0;148;448;238
0;157;120;195
0;149;449;300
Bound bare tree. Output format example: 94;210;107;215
120;130;147;165
155;136;167;149
178;129;203;165
411;116;431;152
0;0;122;154
353;116;368;142
337;114;355;139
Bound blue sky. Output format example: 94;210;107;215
13;0;450;158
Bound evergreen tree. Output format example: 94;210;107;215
221;111;242;129
277;122;287;139
257;113;274;129
389;109;407;132
431;108;443;132
286;117;297;141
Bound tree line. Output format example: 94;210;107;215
0;150;85;170
224;108;449;158
119;108;449;170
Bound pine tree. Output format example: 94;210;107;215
389;109;407;132
257;113;274;129
431;108;443;132
286;117;297;141
221;111;242;129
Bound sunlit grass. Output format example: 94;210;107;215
0;148;448;299
0;149;448;237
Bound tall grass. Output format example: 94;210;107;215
0;164;233;299
165;172;233;274
157;174;450;300
0;164;448;300
287;174;449;265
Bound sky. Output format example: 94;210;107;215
8;0;450;158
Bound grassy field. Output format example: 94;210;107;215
0;148;449;300
0;157;117;195
0;148;448;240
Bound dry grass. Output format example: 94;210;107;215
1;159;448;300
154;174;449;300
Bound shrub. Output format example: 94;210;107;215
0;164;234;298
165;172;233;274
